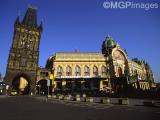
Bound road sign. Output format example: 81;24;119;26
6;85;9;90
49;74;54;80
47;80;50;87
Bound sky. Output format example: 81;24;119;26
0;0;160;82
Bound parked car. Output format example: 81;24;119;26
10;89;17;96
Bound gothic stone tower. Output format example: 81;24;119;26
5;7;42;94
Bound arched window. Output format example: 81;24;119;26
84;66;90;76
66;66;72;76
93;66;98;76
102;66;107;76
57;66;63;76
118;67;123;77
75;66;81;76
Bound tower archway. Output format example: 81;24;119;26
12;74;30;95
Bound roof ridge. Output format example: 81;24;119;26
56;52;102;54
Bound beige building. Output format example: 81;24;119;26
50;52;110;92
41;35;154;95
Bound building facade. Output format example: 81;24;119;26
4;7;155;96
5;7;42;94
46;35;155;96
46;52;110;95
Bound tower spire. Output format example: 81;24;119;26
22;6;37;27
38;21;43;32
15;16;20;26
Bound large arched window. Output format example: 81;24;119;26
75;65;81;76
57;66;63;76
102;66;107;77
93;66;98;76
118;67;123;77
66;66;72;76
84;66;90;76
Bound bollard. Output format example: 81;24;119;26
64;95;72;100
58;95;64;100
85;97;94;102
143;100;155;106
73;94;80;101
52;95;57;99
118;98;129;105
100;97;110;104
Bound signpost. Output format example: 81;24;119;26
6;85;9;96
47;80;50;97
49;73;54;95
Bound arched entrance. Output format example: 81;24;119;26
37;79;51;95
12;74;30;95
111;49;129;96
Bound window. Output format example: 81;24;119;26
84;66;90;76
75;66;81;76
21;58;27;67
66;66;72;76
102;66;107;77
93;66;98;76
118;67;123;77
21;37;25;47
57;66;63;76
40;72;49;77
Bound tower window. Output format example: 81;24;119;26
21;58;27;67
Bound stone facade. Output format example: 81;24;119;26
5;7;42;94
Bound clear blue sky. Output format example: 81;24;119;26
0;0;160;82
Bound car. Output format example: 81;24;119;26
10;89;18;96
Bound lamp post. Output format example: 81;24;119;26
47;80;50;97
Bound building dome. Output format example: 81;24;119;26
105;35;117;48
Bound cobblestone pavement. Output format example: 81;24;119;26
35;96;160;111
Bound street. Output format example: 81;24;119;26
0;96;160;120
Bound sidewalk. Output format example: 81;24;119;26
33;95;160;108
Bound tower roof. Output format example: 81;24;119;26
22;6;37;27
105;35;117;48
14;16;20;25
